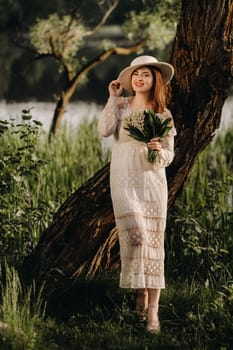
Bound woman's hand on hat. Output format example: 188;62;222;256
108;80;123;97
147;138;162;151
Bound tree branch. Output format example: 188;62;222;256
84;0;120;37
65;39;146;97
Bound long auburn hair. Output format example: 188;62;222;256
148;66;171;113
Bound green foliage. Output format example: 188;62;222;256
124;0;181;50
0;263;46;350
0;109;48;267
0;110;110;268
30;14;85;73
29;0;181;79
0;0;183;100
166;129;233;287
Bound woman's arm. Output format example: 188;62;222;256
158;132;176;167
98;80;123;137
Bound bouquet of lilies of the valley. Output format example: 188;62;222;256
124;109;172;163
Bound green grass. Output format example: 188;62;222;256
0;110;233;349
2;277;231;350
0;264;46;350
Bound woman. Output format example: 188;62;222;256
98;55;176;332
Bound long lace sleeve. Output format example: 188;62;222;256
158;133;176;167
98;96;120;137
157;110;177;167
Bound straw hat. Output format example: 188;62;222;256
118;55;174;91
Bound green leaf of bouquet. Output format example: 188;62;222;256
159;118;172;137
143;111;154;139
143;122;153;140
124;126;147;142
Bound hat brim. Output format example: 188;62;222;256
118;62;174;91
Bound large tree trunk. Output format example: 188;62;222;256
23;0;233;296
167;0;233;205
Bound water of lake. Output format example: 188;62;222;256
0;96;232;134
0;100;103;133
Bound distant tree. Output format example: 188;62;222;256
22;0;233;302
26;0;180;139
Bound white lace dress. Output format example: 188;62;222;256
98;96;176;289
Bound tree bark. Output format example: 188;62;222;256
23;0;233;295
167;0;233;206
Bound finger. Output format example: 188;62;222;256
113;81;121;88
147;142;161;150
150;138;159;142
110;80;120;87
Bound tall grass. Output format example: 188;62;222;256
0;263;46;350
35;118;110;204
0;111;110;267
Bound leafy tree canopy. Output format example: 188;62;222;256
0;0;181;101
30;14;85;73
28;0;181;78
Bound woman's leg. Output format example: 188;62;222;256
135;288;148;316
147;288;160;331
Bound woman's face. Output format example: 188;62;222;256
131;67;154;93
